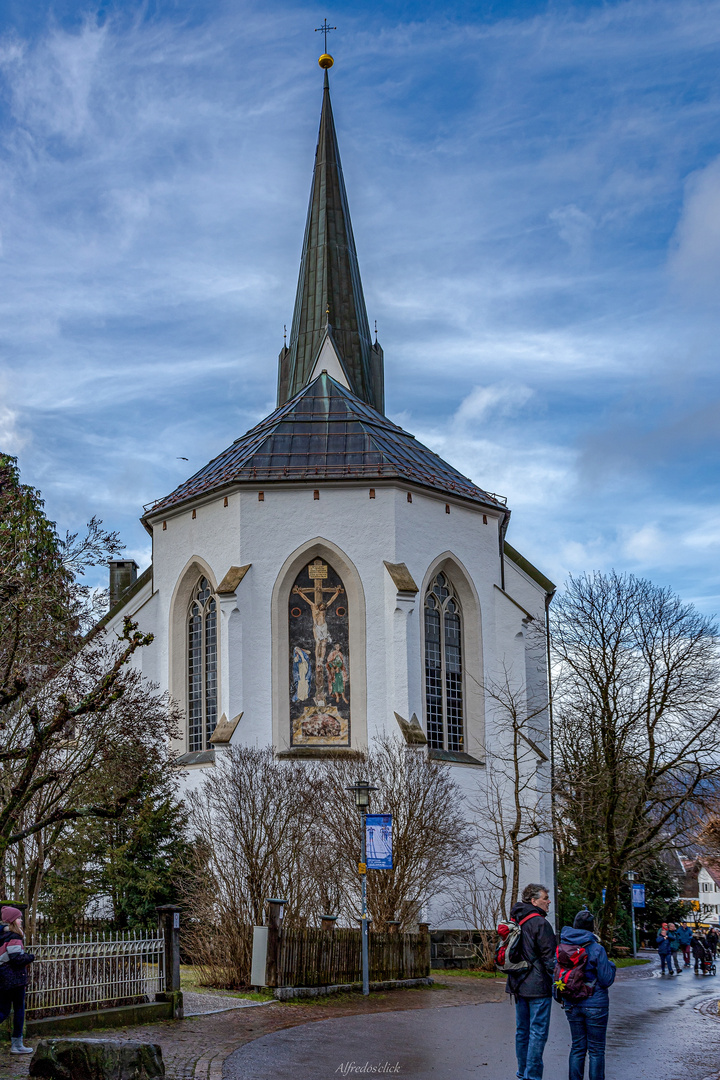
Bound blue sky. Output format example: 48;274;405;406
1;0;719;610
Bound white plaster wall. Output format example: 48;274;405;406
105;477;554;920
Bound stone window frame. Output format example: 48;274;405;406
423;570;465;753
271;538;367;756
169;557;220;757
187;575;218;752
419;553;484;762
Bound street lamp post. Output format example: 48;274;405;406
347;779;377;996
625;870;637;958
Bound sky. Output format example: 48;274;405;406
1;0;719;611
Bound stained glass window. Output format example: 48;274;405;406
187;577;218;752
424;572;464;752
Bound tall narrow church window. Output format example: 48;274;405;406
289;558;350;748
424;572;464;752
187;576;218;752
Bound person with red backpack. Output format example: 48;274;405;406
501;884;556;1080
555;909;616;1080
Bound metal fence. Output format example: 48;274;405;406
26;929;165;1019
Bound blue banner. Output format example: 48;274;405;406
365;814;393;869
632;884;645;908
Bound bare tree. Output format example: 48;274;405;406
180;738;469;986
446;658;551;932
0;455;177;900
317;737;470;930
552;571;720;947
0;626;180;916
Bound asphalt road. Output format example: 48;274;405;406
223;961;720;1080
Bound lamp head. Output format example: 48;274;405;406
347;778;377;810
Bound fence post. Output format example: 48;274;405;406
156;905;181;993
265;898;287;989
417;922;431;977
320;914;338;931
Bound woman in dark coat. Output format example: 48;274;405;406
559;909;616;1080
0;905;35;1054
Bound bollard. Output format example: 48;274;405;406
156;905;181;993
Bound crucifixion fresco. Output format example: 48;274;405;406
289;558;350;745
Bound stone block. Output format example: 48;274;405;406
29;1038;164;1080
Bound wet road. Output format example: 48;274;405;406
223;961;720;1080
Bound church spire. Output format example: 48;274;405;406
277;58;384;413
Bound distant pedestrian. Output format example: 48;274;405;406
657;928;674;974
0;906;35;1054
691;930;710;973
505;883;557;1080
556;909;616;1080
666;922;683;974
706;926;719;959
677;921;693;966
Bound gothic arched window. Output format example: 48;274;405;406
187;576;218;752
424;571;464;752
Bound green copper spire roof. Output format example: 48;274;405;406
277;69;384;413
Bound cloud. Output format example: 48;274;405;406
0;0;720;616
454;383;534;425
549;205;595;253
668;156;720;301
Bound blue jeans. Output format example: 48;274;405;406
515;996;552;1080
0;986;26;1038
565;1002;609;1080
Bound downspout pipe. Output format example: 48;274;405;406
545;587;559;927
499;509;511;591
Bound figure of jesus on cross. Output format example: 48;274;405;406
292;560;344;701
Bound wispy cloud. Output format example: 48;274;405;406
0;0;719;609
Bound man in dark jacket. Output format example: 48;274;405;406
706;926;719;958
506;883;557;1080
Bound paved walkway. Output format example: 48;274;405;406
1;959;718;1080
0;974;507;1080
225;962;720;1080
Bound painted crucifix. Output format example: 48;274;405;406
292;559;344;701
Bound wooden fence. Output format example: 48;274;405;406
276;928;430;987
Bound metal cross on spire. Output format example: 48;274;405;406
315;19;336;52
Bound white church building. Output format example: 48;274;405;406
102;60;556;923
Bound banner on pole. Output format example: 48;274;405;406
365;814;392;869
632;884;645;908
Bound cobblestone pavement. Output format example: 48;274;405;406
0;961;677;1080
0;976;507;1080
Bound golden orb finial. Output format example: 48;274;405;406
318;53;334;69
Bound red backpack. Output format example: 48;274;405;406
495;912;543;973
552;942;595;1003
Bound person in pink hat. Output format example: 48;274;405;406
0;906;35;1054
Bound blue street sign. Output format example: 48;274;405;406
602;888;606;904
632;884;645;908
365;814;393;869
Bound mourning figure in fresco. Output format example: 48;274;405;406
289;558;349;746
292;646;312;702
326;643;348;704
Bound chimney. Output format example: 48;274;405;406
108;560;139;608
